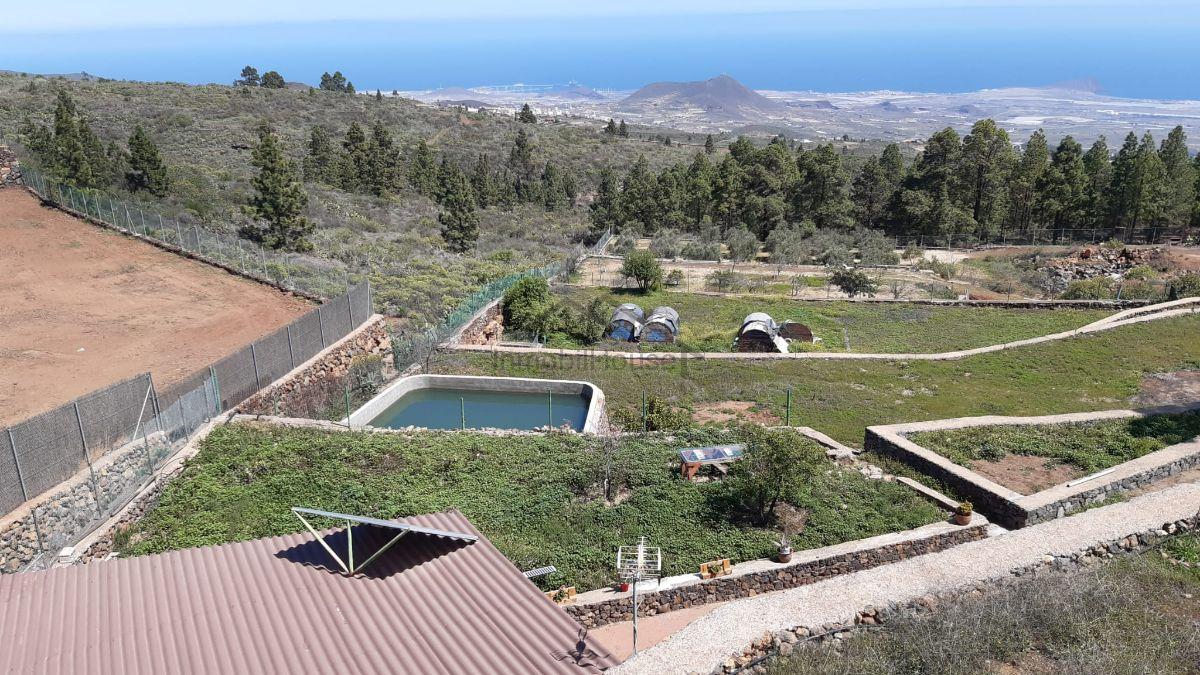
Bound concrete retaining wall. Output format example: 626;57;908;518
565;520;987;628
865;408;1200;529
347;374;606;433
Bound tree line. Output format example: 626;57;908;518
302;123;580;251
590;121;1200;246
21;91;169;196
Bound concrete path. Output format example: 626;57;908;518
614;481;1200;674
451;298;1199;362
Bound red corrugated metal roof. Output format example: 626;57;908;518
0;509;617;674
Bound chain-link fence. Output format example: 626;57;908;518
0;282;373;573
19;166;359;300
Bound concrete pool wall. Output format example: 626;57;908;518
347;374;607;434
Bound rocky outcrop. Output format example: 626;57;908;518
1044;246;1163;292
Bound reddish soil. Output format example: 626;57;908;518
1133;370;1200;408
692;401;781;426
969;454;1083;496
0;188;313;426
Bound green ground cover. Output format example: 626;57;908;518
546;287;1110;353
909;411;1200;474
120;424;943;590
434;314;1200;445
767;547;1200;675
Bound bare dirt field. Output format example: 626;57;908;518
969;454;1082;495
0;188;313;426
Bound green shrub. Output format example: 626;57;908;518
1060;277;1115;300
621;249;663;291
665;269;684;287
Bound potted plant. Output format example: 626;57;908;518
953;501;973;526
618;581;630;593
775;533;793;563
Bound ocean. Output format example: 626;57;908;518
4;8;1199;99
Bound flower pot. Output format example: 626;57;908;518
776;548;792;563
953;512;972;526
618;582;630;592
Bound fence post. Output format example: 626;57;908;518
174;220;184;247
785;387;792;427
642;389;648;433
194;226;202;255
209;366;223;414
317;306;327;348
73;402;104;516
250;344;262;390
347;287;356;328
286;324;297;370
7;428;47;555
139;209;147;235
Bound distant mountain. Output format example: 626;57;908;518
0;70;100;81
557;85;606;100
619;74;783;121
1041;78;1104;94
428;86;484;100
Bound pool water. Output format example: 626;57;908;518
368;387;590;431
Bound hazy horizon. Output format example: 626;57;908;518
6;4;1200;100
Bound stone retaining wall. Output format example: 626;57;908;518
864;409;1200;529
457;302;503;345
722;513;1199;674
0;434;164;573
238;317;392;415
565;522;987;628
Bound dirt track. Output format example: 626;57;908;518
0;188;313;426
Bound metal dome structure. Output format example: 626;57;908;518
605;303;645;341
734;312;789;353
640;306;680;343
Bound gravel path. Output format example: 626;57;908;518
452;299;1199;362
615;481;1200;674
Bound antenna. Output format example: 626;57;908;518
616;536;661;658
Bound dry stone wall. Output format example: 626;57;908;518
565;523;986;628
238;318;392;415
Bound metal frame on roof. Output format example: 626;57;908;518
291;507;478;576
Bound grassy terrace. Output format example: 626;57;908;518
767;543;1200;674
910;411;1200;474
121;424;943;590
548;288;1110;353
434;314;1200;445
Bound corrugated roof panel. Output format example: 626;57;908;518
0;510;617;675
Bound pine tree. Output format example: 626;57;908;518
891;128;967;236
125;125;169;196
517;103;537;124
704;134;716;155
508;129;538;200
1159;126;1196;227
960;119;1014;236
793;144;852;229
1106;132;1141;228
684;152;714;226
339;122;371;190
470;154;498;208
589;167;623;238
618;120;629;137
438;167;479;253
879;143;905;185
604;119;618;135
1130;132;1170;228
1082;137;1113;228
1036;136;1089;233
238;66;260;86
1008;130;1050;235
375;90;383;102
850;157;891;228
366;120;402;195
242;125;314;252
408;140;438;196
260;71;286;88
303;126;338;184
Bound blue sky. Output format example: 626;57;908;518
7;0;1198;32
